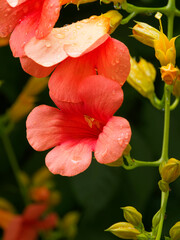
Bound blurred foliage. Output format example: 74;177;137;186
0;0;180;240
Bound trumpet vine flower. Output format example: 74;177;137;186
26;75;131;176
0;0;61;57
20;13;130;103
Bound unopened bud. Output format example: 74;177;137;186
154;34;177;66
152;210;161;228
160;158;180;183
106;222;140;239
127;57;156;99
169;221;180;240
158;180;169;192
121;206;142;226
132;22;160;47
103;10;123;34
160;63;179;85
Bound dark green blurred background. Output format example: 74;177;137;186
0;0;180;239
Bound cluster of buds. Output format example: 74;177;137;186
158;158;180;192
106;206;147;239
132;13;180;87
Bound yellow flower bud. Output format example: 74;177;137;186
154;34;177;66
106;222;140;239
7;77;48;123
121;206;142;226
158;180;169;192
127;57;156;99
170;221;180;240
160;63;179;85
132;22;160;47
102;10;123;34
160;158;180;184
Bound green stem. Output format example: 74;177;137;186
122;155;162;170
149;93;165;111
155;1;175;239
155;191;169;240
0;132;28;205
121;12;137;25
159;84;172;163
120;0;179;25
170;97;179;110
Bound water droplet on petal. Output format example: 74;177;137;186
117;137;123;145
45;41;51;48
75;24;81;29
71;156;81;164
56;33;65;39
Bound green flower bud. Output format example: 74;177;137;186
152;210;161;228
160;158;180;183
169;221;180;240
106;222;140;239
121;206;142;226
158;180;169;192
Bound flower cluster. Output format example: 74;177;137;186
0;1;131;176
